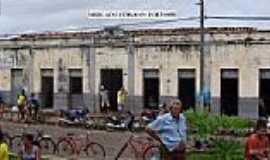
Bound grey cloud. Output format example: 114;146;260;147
0;0;270;34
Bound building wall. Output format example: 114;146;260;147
0;29;270;117
134;45;200;112
210;44;270;118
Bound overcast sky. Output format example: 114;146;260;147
1;0;270;34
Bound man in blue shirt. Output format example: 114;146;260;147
145;99;187;160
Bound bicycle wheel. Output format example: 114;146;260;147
143;145;161;160
85;142;106;160
10;135;23;153
39;138;56;155
57;139;74;157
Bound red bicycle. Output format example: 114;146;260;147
56;132;105;160
114;135;155;160
143;145;161;160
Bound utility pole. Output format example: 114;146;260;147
0;0;2;16
199;0;205;111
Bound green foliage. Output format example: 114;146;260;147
184;109;253;138
187;139;243;160
212;139;243;160
187;152;215;160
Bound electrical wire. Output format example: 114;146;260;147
206;16;270;21
116;17;199;27
59;17;199;32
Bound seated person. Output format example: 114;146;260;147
245;119;270;160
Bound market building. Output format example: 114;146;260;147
0;27;270;119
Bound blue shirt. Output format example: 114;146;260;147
148;113;187;151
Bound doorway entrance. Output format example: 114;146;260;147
143;69;159;109
11;69;23;105
178;69;196;110
41;69;54;108
100;69;123;111
259;69;270;117
220;69;239;116
69;69;83;108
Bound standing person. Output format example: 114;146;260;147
245;119;270;160
99;85;110;113
117;87;128;113
29;93;40;120
125;111;135;131
0;93;5;119
259;98;267;118
17;89;27;121
0;131;9;160
19;133;41;160
145;99;187;160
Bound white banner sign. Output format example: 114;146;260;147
87;10;177;19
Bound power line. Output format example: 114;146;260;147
206;16;270;21
60;17;199;32
115;17;199;27
0;0;2;16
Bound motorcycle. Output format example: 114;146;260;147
58;108;90;127
106;111;135;131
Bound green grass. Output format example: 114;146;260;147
188;153;215;160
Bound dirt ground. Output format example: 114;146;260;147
1;120;148;160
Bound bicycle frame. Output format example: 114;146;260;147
114;135;154;160
114;136;133;160
64;133;91;154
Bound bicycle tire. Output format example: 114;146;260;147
143;145;161;160
56;139;74;157
85;142;106;160
39;138;57;155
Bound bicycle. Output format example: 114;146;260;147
143;145;161;160
33;130;57;155
114;135;155;160
56;132;106;160
143;143;187;160
10;130;56;155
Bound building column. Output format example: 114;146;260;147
127;39;136;113
23;46;34;96
54;58;69;110
29;47;34;95
87;47;97;113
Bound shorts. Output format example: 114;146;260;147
18;105;25;113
